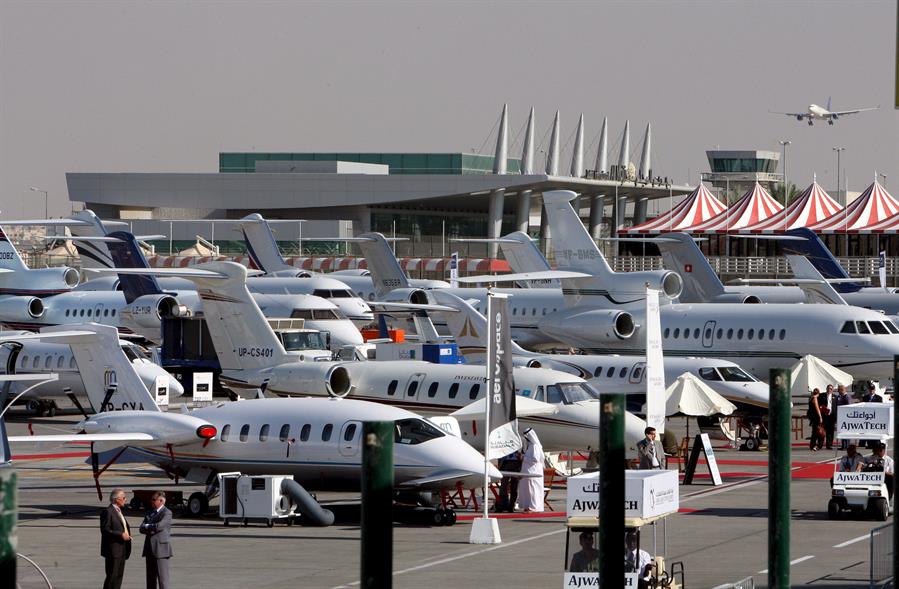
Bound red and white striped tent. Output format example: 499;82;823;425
739;180;843;233
626;184;727;233
806;180;899;233
681;182;783;233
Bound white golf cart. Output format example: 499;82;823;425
563;470;684;588
827;402;893;521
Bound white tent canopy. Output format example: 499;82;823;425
790;354;853;394
663;372;737;417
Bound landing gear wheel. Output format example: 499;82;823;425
444;509;457;526
828;499;841;520
242;519;248;527
432;509;445;526
223;519;230;526
872;498;889;521
46;404;56;417
187;492;209;517
267;520;274;528
744;437;759;452
130;497;142;511
25;400;40;415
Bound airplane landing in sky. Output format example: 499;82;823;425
773;97;879;125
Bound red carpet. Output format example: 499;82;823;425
457;511;566;521
790;462;835;479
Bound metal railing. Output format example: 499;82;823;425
870;523;893;587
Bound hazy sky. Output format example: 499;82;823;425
1;0;896;219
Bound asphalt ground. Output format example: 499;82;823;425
7;410;892;589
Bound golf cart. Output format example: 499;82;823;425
827;402;893;521
563;470;684;588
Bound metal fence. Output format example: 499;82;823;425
870;523;893;587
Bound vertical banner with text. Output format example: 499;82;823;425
486;294;521;459
880;251;887;290
450;252;459;288
645;287;666;434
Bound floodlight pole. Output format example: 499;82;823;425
598;393;624;584
768;368;791;589
361;421;393;589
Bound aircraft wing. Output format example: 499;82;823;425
770;110;808;118
830;106;879;116
368;302;459;313
398;469;499;488
84;267;228;278
8;432;156;444
451;396;558;418
455;270;590;284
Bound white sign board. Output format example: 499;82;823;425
561;573;638;587
833;471;886;486
193;372;213;403
566;470;679;520
644;287;666;434
154;375;168;407
837;403;894;439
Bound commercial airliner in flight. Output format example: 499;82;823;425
773;98;878;125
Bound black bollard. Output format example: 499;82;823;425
361;421;394;589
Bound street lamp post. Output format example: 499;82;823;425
778;140;791;205
881;173;888;189
833;147;845;205
28;187;48;218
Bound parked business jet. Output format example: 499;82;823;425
542;191;899;381
773;98;879;125
4;324;499;522
0;334;181;415
162;261;645;452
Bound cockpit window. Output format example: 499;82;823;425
121;345;139;362
279;331;330;351
699;367;722;381
869;321;889;335
718;367;756;382
332;289;354;298
856;321;872;334
546;383;600;404
394;418;445;445
840;321;856;334
886;321;899;334
312;309;342;320
290;309;314;320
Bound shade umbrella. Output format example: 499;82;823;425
790;355;853;396
649;372;737;444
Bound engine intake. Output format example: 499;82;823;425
0;296;44;321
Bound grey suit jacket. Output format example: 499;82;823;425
140;506;173;559
636;438;665;469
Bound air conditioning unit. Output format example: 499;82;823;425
218;472;296;527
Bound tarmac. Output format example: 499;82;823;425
7;410;892;589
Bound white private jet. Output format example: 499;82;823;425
773;98;879;126
3;323;498;523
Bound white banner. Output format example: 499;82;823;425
566;470;679;520
154;375;169;407
562;573;639;587
193;372;213;403
833;471;885;486
644;287;666;434
449;252;459;288
837;402;894;438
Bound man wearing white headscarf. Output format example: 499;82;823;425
518;428;545;512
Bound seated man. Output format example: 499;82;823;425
569;531;599;573
866;442;895;498
840;444;865;472
625;531;653;587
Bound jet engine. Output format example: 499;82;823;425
0;296;44;321
123;295;184;328
379;288;429;305
592;270;683;303
269;268;314;278
79;411;217;445
269;363;352;398
710;293;762;304
538;309;635;346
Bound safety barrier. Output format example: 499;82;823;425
870;523;893;587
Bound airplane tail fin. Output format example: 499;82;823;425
781;228;859;292
239;214;292;274
42;324;161;413
69;210;115;269
355;232;411;297
498;232;558;288
656;233;725;302
427;290;530;360
0;226;32;274
182;261;292;371
105;231;164;303
826;96;832;111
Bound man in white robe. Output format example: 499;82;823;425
517;428;545;512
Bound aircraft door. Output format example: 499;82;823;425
0;342;22;375
404;373;427;402
628;362;647;384
338;420;362;457
701;320;716;349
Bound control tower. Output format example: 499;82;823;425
702;150;782;199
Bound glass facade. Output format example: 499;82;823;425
710;157;778;173
219;152;521;175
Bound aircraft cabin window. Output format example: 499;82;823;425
448;383;459;399
840;321;857;334
65;310;70;317
747;329;754;340
727;328;733;339
705;328;712;339
768;329;775;339
663;328;670;338
322;424;333;442
469;383;480;400
279;424;290;442
737;329;744;340
259;424;270;442
104;309;109;317
69;357;76;369
673;328;680;338
343;423;357;442
32;356;39;369
542;309;547;315
111;309;116;316
44;356;52;369
239;424;250;442
532;308;537;316
869;321;889;335
87;309;92;317
56;356;64;369
699;368;722;381
20;355;28;367
593;367;603;378
79;309;85;317
693;328;700;339
619;367;627;378
716;328;723;339
427;382;439;398
220;425;231;442
387;380;398;396
778;329;786;340
300;424;311;441
606;367;615;378
407;380;419;397
632;366;643;381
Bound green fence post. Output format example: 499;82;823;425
361;421;393;589
768;369;791;588
599;393;624;585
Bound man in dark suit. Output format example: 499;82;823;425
100;488;132;589
636;427;665;470
140;491;173;589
